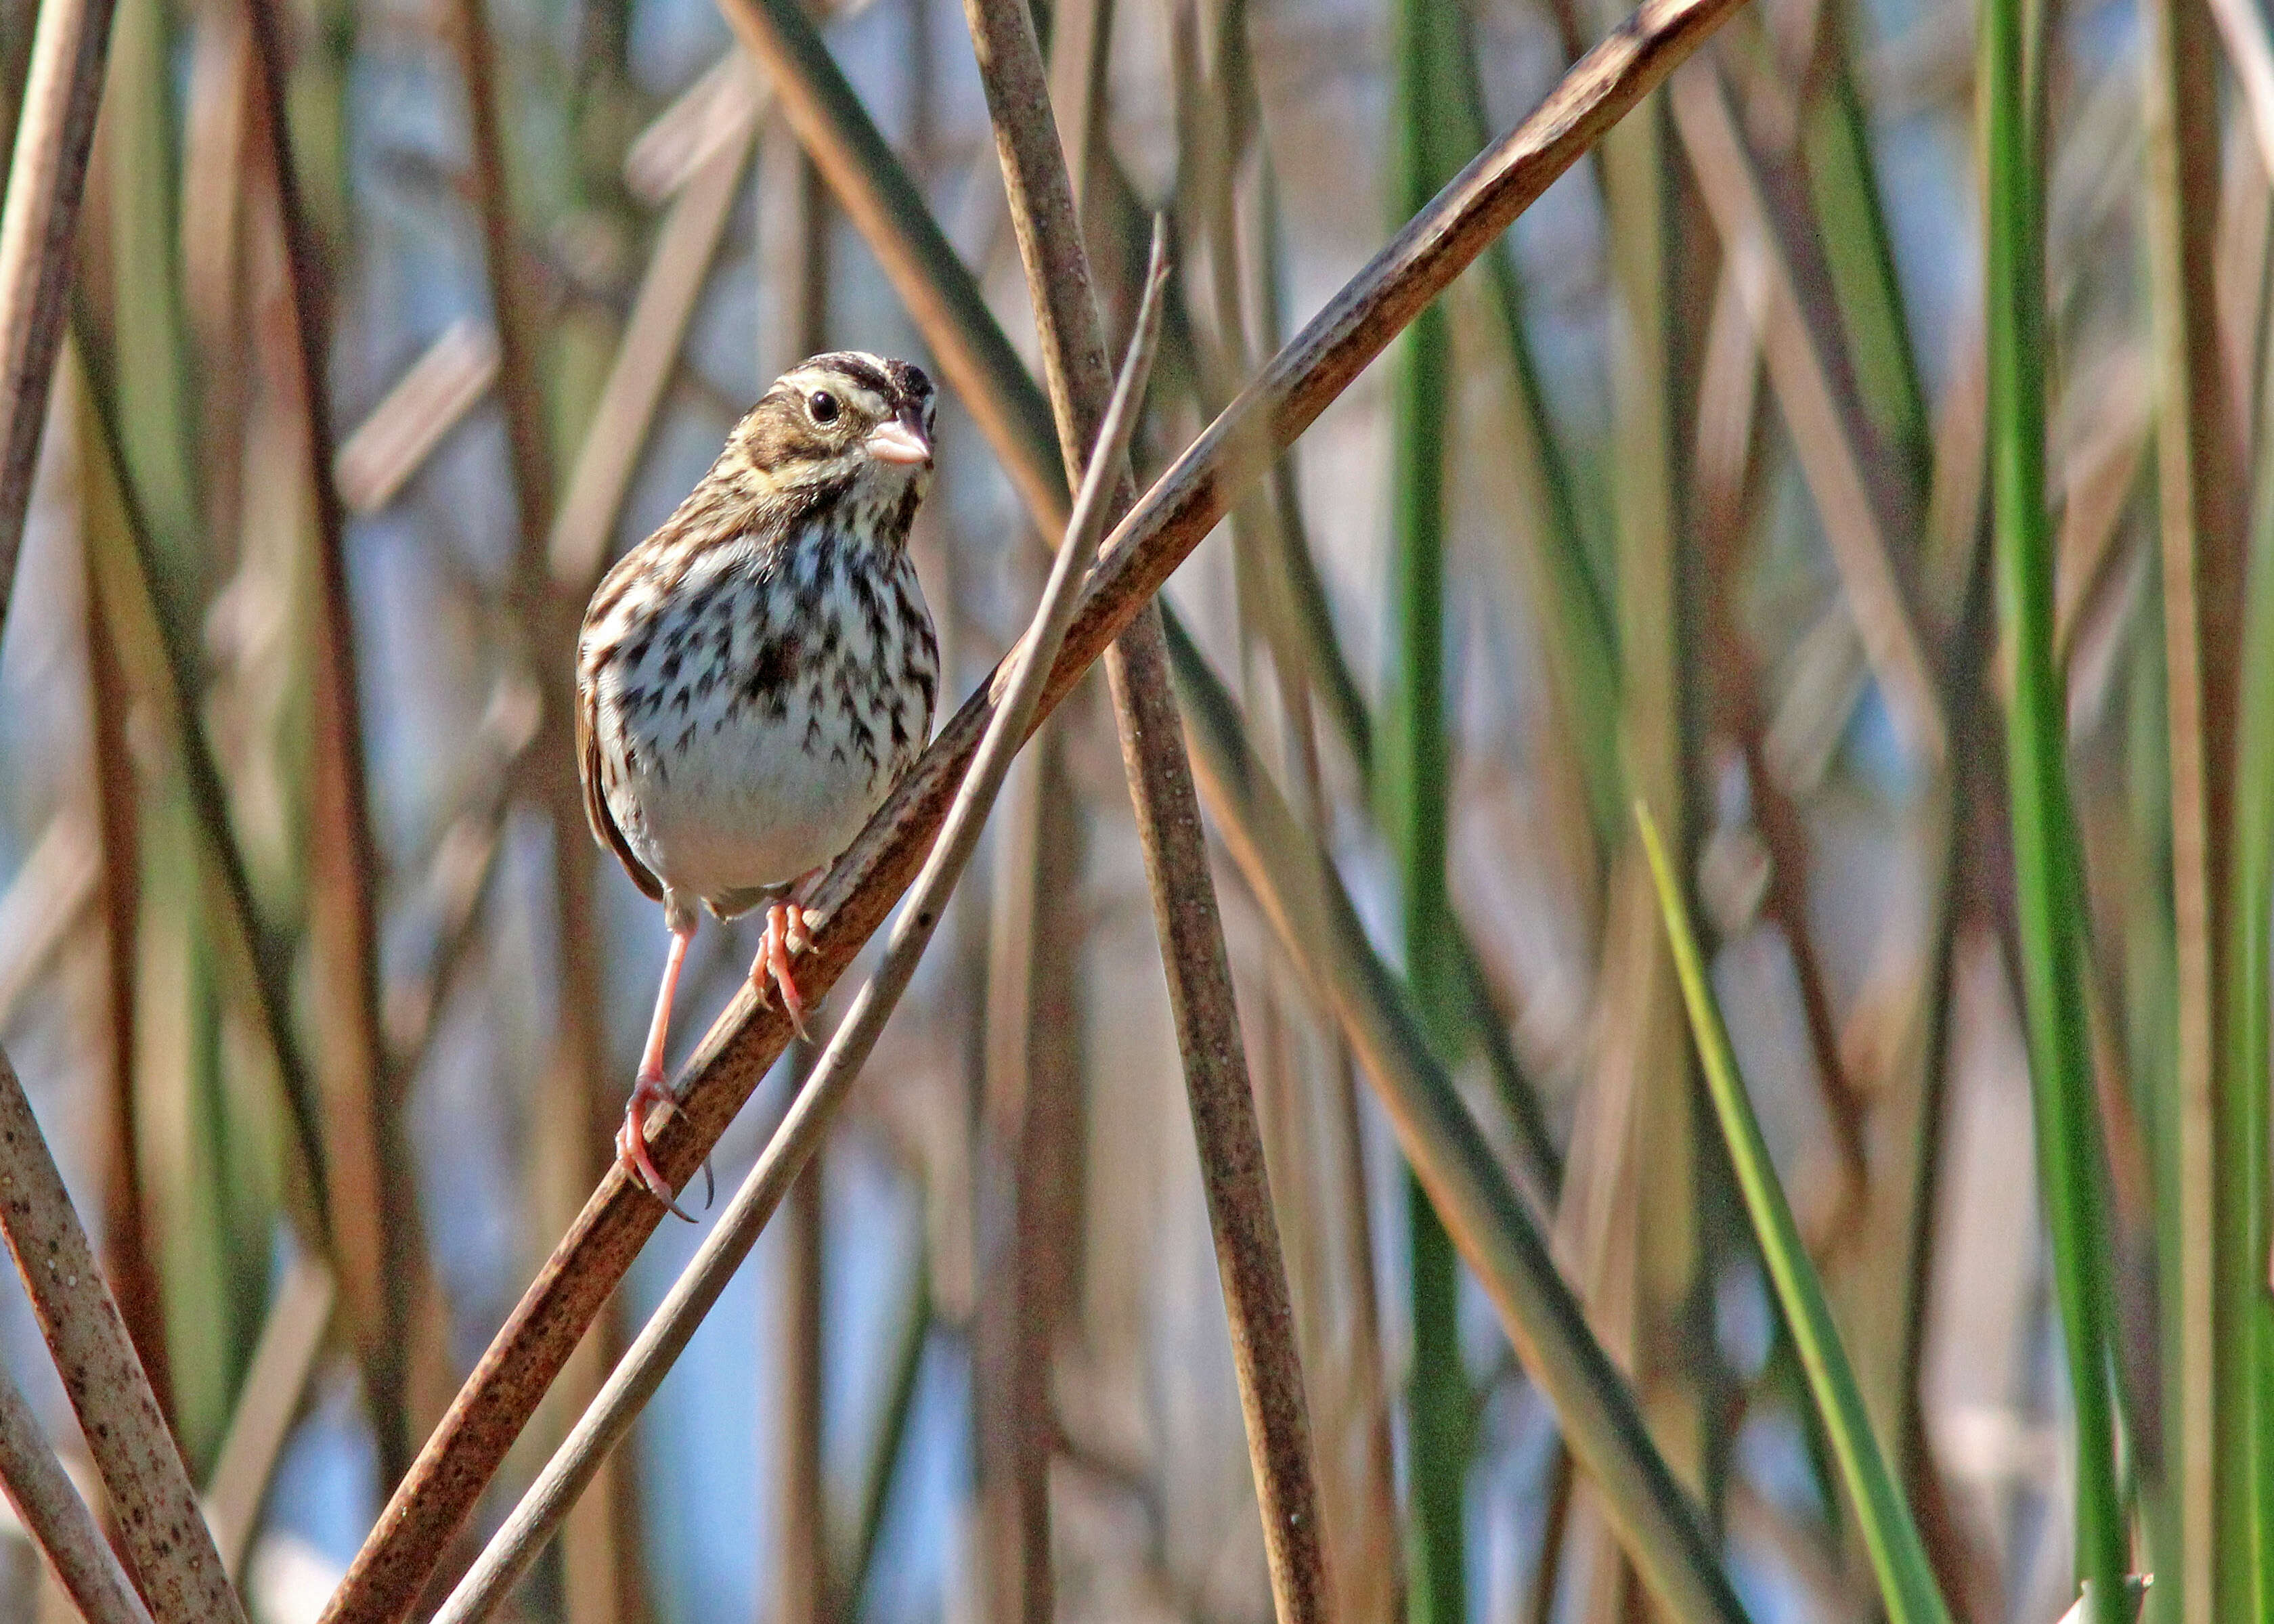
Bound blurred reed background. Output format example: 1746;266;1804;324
0;0;2257;1608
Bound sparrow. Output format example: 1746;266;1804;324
577;352;940;1215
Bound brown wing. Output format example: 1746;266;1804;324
577;665;664;904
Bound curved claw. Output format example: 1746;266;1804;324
753;902;811;1039
617;1076;696;1223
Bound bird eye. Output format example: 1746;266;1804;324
806;390;840;425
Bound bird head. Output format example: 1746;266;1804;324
728;352;937;504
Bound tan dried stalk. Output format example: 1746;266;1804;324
0;1038;246;1623
972;719;1068;1624
757;99;831;1624
548;123;757;589
0;0;117;621
0;814;98;1029
202;1253;335;1577
2141;0;2248;1599
241;0;425;1487
958;0;1328;1614
83;494;169;1417
441;0;552;565
774;1146;827;1624
0;1363;152;1624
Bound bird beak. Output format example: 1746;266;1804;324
864;414;932;466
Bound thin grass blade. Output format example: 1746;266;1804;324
1636;802;1953;1624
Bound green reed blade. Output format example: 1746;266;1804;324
1638;802;1953;1624
1982;0;2129;1602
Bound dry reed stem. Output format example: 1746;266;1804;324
1043;0;1108;215
334;320;500;517
242;0;426;1487
0;1363;152;1624
760;107;831;1624
425;236;1169;1624
625;49;760;202
381;695;535;1072
973;726;1068;1624
959;0;1329;1613
441;0;552;562
0;1040;246;1623
0;0;117;622
774;1149;827;1624
317;5;1749;1612
2141;0;2248;1600
202;1253;335;1577
83;550;169;1415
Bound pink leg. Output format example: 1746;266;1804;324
617;921;697;1222
751;869;823;1038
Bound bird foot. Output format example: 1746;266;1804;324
753;900;811;1039
616;1074;697;1223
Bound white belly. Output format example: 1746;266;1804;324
611;694;893;902
586;536;936;910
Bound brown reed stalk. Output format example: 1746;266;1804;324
775;1152;827;1624
2143;0;2252;1596
202;1252;336;1577
315;5;1751;1612
758;103;831;1624
440;0;552;569
0;0;118;621
0;1363;152;1624
0;1036;246;1623
958;0;1330;1617
546;117;757;588
240;0;427;1489
973;733;1082;1624
442;0;656;1608
83;483;170;1420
